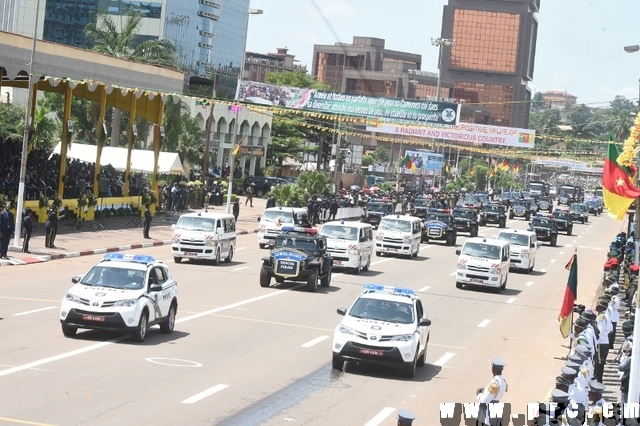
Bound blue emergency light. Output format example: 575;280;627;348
363;284;415;297
281;225;296;232
104;253;156;264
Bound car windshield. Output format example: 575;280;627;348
513;201;527;207
367;203;391;213
414;198;429;207
476;194;489;203
453;209;474;219
461;242;501;259
426;214;451;223
463;195;478;204
175;216;216;231
81;266;146;290
320;225;358;241
349;298;414;324
485;206;502;213
532;218;554;228
262;210;295;223
554;213;571;220
500;192;512;200
274;236;318;253
570;204;586;212
379;219;412;232
498;232;529;246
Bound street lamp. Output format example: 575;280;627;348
431;37;456;102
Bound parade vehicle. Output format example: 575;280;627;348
479;204;507;228
552;209;574;236
375;215;422;258
171;212;236;265
331;284;431;378
586;198;603;215
410;196;432;219
455;237;510;292
558;184;584;205
452;207;479;237
498;192;516;207
243;176;289;197
528;180;550;197
461;194;483;210
361;201;393;228
529;213;559;246
260;226;333;292
257;206;308;249
422;209;458;246
569;203;589;224
537;196;553;213
59;253;178;343
320;220;373;274
595;186;603;198
497;229;538;273
508;200;531;221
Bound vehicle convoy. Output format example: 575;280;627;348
411;196;432;219
452;207;479;237
455;237;510;292
257;206;308;249
529;213;559;246
497;229;538;273
508;200;531;221
480;204;507;228
332;284;431;378
558;184;584;206
528;180;550;197
461;194;483;210
586;198;603;215
260;226;333;292
362;201;393;228
375;215;422;258
171;212;236;265
537;196;553;213
569;203;589;224
422;209;457;245
59;253;178;343
320;221;373;274
553;209;574;236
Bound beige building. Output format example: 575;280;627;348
541;90;578;110
243;47;306;83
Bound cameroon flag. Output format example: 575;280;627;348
558;254;578;339
603;143;640;220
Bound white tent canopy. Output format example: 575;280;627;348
52;142;185;175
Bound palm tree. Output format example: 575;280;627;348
84;12;177;147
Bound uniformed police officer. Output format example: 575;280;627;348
397;409;415;426
476;357;507;426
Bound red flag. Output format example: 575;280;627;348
558;254;578;338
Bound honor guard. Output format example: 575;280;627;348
476;357;507;426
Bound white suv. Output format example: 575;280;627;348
332;284;431;378
59;253;178;343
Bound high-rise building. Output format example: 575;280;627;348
243;47;307;83
440;0;540;128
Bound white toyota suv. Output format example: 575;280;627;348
59;253;178;343
332;284;431;378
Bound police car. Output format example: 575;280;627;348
332;284;431;378
59;253;178;343
422;209;457;246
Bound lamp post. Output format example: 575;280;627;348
430;37;455;102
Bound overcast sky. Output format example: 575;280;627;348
246;0;640;108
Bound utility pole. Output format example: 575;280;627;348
202;70;218;186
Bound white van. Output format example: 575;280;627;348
497;229;538;273
320;221;374;274
455;237;510;292
375;214;422;259
257;207;308;249
171;212;236;265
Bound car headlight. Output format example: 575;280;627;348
489;267;501;274
376;234;383;241
390;334;413;342
172;237;180;243
338;325;357;335
65;293;82;303
457;262;467;270
113;299;138;307
521;252;530;258
348;249;360;255
206;240;218;246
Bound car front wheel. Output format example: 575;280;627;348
320;268;331;287
160;303;176;334
307;270;319;292
260;269;271;287
130;311;148;343
332;354;344;370
404;349;418;378
62;324;77;337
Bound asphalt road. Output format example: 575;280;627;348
0;212;618;425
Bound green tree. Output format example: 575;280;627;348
531;92;546;111
264;71;329;90
361;153;374;167
0;103;24;142
271;170;333;206
373;146;390;164
177;114;205;167
31;106;60;150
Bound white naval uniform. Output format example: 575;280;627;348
477;374;508;425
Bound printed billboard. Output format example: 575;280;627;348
405;150;444;171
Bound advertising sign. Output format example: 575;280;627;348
238;81;460;125
366;119;535;149
405;150;443;171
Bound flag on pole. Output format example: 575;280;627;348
469;165;475;176
513;163;520;174
500;160;509;171
602;142;640;220
232;135;245;156
401;154;416;172
558;253;578;338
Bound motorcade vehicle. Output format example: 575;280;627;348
480;204;507;228
375;215;422;258
452;207;480;237
257;206;308;249
552;209;574;236
569;203;589;224
171;212;236;265
362;202;393;228
422;209;457;246
508;200;531;221
529;213;559;246
497;229;538;273
411;196;432;219
455;238;510;292
320;221;374;274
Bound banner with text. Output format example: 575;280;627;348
238;81;461;125
366;119;536;148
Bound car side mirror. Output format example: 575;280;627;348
337;307;347;316
72;276;81;284
420;318;432;327
530;243;535;248
217;227;224;235
149;283;163;292
171;224;176;230
502;255;509;262
359;236;366;243
257;216;261;222
455;249;461;255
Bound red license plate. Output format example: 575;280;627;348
82;314;106;322
470;279;483;283
359;348;384;357
184;252;198;257
334;260;343;266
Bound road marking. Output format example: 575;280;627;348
572;240;576;243
449;271;456;276
14;306;57;316
550;259;557;263
540;269;547;273
0;417;56;426
182;384;229;404
526;281;533;287
559;251;564;255
564;244;572;247
301;335;329;348
232;266;250;272
419;245;435;251
506;298;516;304
370;258;392;266
477;319;491;328
364;407;396;426
235;247;247;251
418;286;431;292
433;352;456;367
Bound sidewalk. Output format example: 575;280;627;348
1;196;264;267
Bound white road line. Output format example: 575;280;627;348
433;352;456;367
449;271;456;276
550;259;557;263
564;244;572;247
559;251;564;255
235;247;247;251
506;298;516;304
14;306;57;316
572;240;576;243
370;258;392;266
540;269;547;273
182;384;229;404
232;266;250;272
419;245;434;251
333;273;343;278
364;407;396;426
526;281;533;287
477;319;491;328
301;335;329;348
418;286;431;292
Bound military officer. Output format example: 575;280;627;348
594;299;612;383
476;357;508;426
587;380;607;423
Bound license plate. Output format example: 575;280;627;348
470;278;483;283
429;230;440;235
387;248;397;252
334;260;343;266
359;348;384;357
184;252;198;257
510;263;516;268
82;314;106;322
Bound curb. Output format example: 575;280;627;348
0;229;259;267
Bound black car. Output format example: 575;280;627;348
461;194;482;210
508;200;531;221
260;227;333;292
452;207;479;237
422;210;457;245
553;210;574;236
411;197;433;219
569;203;589;224
243;176;289;197
362;202;393;228
529;215;559;246
537;196;553;213
586;199;603;216
480;204;507;228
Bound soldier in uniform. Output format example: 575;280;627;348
476;357;507;426
594;298;613;382
587;380;607;423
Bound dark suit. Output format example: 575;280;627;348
143;208;152;238
22;214;33;253
1;209;14;257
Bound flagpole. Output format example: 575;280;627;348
628;157;640;403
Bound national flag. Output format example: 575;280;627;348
500;160;509;171
400;154;416;172
469;165;475;176
513;163;520;173
602;142;640;220
490;167;496;178
558;254;578;338
232;136;245;156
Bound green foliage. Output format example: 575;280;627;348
31;106;60;149
0;102;25;142
361;154;374;167
265;164;281;177
264;71;330;90
40;92;100;145
271;171;333;206
39;193;49;209
531;92;546;112
380;182;394;192
372;147;391;164
140;187;157;206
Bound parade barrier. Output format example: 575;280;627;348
319;206;365;222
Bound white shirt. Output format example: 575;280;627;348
596;314;612;345
609;297;620;323
477;374;507;403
